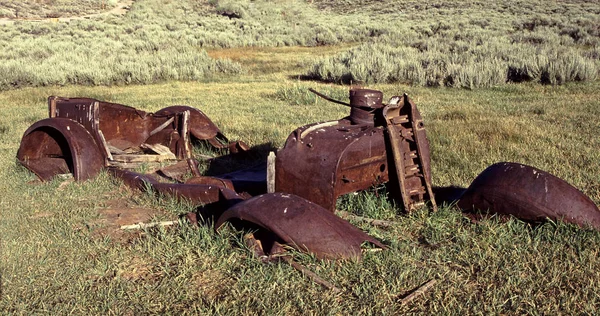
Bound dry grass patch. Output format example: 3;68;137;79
117;255;163;282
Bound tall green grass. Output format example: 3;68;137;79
271;83;348;106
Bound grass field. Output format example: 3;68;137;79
1;0;600;314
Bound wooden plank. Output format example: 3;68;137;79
140;143;174;156
107;161;163;169
181;110;192;159
267;151;276;193
399;279;437;306
121;220;178;230
111;153;176;163
148;117;174;137
97;129;113;161
107;144;127;155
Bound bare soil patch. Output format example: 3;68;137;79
88;197;168;244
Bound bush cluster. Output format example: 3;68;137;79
0;0;598;90
307;37;599;88
0;0;113;19
305;0;600;88
0;0;388;90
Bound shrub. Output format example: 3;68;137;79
215;0;249;19
0;0;599;90
307;40;599;88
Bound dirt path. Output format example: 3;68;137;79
0;0;134;25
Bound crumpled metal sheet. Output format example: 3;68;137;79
457;162;600;229
215;192;387;260
16;117;105;181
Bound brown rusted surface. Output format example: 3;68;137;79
275;120;388;211
185;176;236;191
154;105;227;148
154;158;205;182
109;168;242;206
215;192;386;260
20;96;242;182
154;105;249;153
228;140;250;154
383;94;436;212
16;117;104;181
457;162;600;230
348;88;384;125
276;88;434;212
49;96;187;157
155;159;197;182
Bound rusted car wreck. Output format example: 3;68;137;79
17;96;246;181
17;90;600;263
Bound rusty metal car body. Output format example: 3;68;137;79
17;96;242;181
275;89;436;212
458;162;600;230
17;90;600;267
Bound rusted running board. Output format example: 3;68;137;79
109;168;242;207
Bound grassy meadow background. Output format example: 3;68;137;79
1;0;600;314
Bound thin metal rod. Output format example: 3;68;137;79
308;88;351;107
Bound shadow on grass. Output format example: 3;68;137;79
203;142;275;177
288;73;356;85
432;185;466;206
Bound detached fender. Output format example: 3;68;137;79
215;192;386;260
17;118;105;181
457;162;600;230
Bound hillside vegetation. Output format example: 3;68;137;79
0;0;598;90
308;0;600;87
0;0;383;90
0;0;116;19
